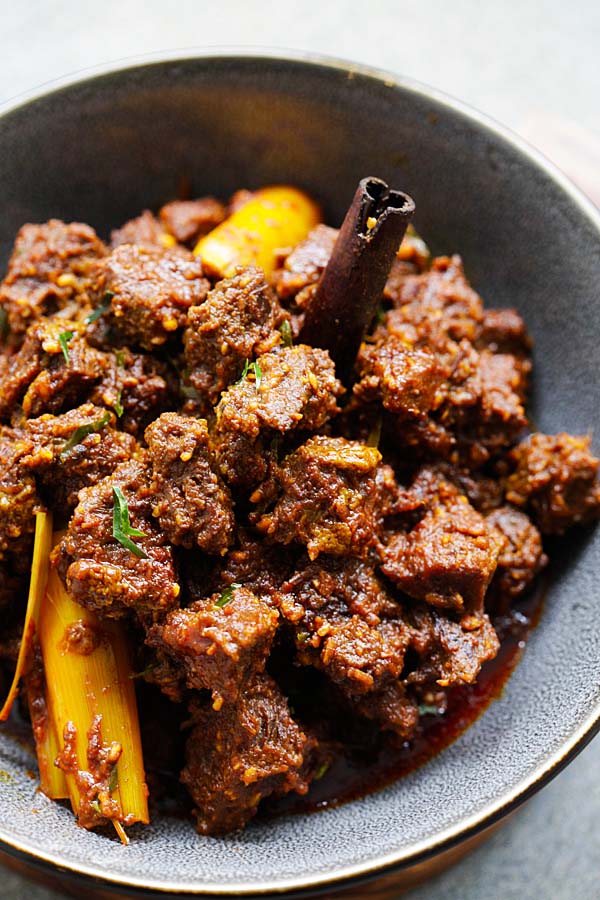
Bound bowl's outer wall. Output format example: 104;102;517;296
0;56;599;895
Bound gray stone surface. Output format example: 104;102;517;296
1;2;599;897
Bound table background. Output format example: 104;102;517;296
2;1;599;897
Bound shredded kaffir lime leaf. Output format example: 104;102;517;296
60;412;111;460
114;390;124;418
418;703;442;717
90;799;102;816
236;359;262;391
112;485;148;558
114;348;126;368
280;319;293;347
85;291;114;324
314;760;330;780
214;583;241;609
58;330;74;362
108;764;119;793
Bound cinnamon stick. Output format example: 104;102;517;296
300;177;415;380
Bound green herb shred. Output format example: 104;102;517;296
418;703;441;717
112;485;148;558
129;664;155;681
314;760;330;781
114;348;126;368
236;359;262;391
108;764;119;793
214;583;242;609
90;799;102;816
280;319;293;347
85;291;114;324
58;330;74;362
60;412;111;460
114;390;124;418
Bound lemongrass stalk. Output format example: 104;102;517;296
0;511;52;721
39;551;149;835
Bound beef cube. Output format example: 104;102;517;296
272;224;338;300
384;255;484;349
382;470;502;614
95;244;209;350
382;257;420;305
476;307;532;357
442;342;528;459
486;505;547;608
159;197;226;245
277;556;408;694
0;427;36;573
183;268;286;411
0;220;105;343
407;607;500;686
21;403;137;510
0;319;109;421
255;436;390;559
89;347;177;439
505;432;600;534
181;674;312;834
145;413;234;553
354;337;447;418
56;457;179;620
352;681;419;738
110;210;170;249
212;346;343;487
147;587;278;704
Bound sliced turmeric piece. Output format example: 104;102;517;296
194;185;321;278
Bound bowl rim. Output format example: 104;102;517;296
1;46;600;898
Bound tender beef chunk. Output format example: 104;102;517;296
407;607;500;686
147;587;278;704
181;673;312;834
383;255;484;349
276;556;409;695
486;505;547;608
94;244;209;350
435;463;504;512
21;404;137;510
354;337;447;418
0;427;36;574
159;197;226;245
505;432;600;534
352;681;419;738
272;224;338;301
382;468;502;614
255;437;392;560
476;307;532;357
110;211;169;248
89;347;177;439
277;556;399;628
145;413;234;553
0;220;105;344
55;457;179;620
185;528;295;606
212;345;343;487
183;269;286;411
0;320;109;421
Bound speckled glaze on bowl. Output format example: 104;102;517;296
0;50;599;898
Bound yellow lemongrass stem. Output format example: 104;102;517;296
39;546;149;833
25;649;69;799
194;185;321;278
0;511;52;720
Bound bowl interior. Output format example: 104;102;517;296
0;54;599;895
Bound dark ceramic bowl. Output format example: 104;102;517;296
1;50;599;898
